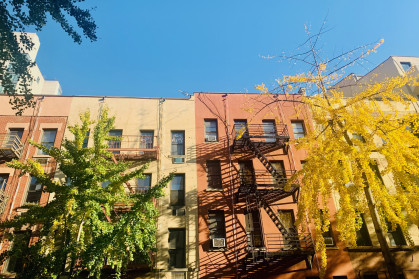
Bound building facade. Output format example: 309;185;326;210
194;92;356;279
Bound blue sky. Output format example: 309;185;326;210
33;0;419;98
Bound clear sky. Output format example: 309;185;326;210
32;0;419;98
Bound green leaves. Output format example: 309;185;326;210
2;109;172;278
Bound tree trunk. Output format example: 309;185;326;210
363;182;399;279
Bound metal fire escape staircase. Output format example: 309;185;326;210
232;124;314;278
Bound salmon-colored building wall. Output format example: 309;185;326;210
194;93;355;279
0;96;72;271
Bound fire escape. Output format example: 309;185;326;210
231;123;314;278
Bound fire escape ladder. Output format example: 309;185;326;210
243;138;286;186
256;192;289;236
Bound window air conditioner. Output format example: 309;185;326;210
173;208;185;216
172;157;185;164
324;237;334;246
212;238;226;248
205;135;217;142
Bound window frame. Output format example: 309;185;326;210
38;129;57;155
170;174;185;207
108;129;123;154
204;119;218;142
137;173;152;193
208;210;226;248
171;131;185;156
168;228;186;268
291;120;305;139
24;176;43;204
206;160;222;190
140;130;154;149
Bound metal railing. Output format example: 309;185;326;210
238;170;297;188
247;232;314;253
107;135;158;158
0;134;24;159
232;124;289;141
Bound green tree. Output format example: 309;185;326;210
0;0;97;114
0;109;172;278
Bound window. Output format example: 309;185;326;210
362;273;378;279
272;160;286;183
234;120;247;138
170;174;185;206
208;210;226;248
204;119;218;142
38;129;57;155
239;161;255;185
356;214;372;246
400;62;411;72
262;120;276;142
386;220;406;246
108;129;122;154
352;133;365;143
137;174;151;193
6;231;31;273
101;181;111;188
300;160;306;169
0;174;8;191
206;160;222;190
291;121;305;139
171;131;185;156
8;128;24;140
140;130;154;149
25;177;42;203
245;210;264;247
168;228;186;268
82;130;90;148
320;210;335;246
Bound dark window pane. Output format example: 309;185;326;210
0;174;8;191
206;160;222;189
356;214;372;246
386;220;406;246
170;174;185;206
262;120;276;142
82;130;90;148
208;210;226;247
25;177;42;203
168;229;186;268
400;62;411;72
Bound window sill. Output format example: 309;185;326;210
168;267;188;271
208;247;228;252
205;189;224;192
204;141;219;144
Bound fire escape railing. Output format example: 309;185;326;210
107;135;158;160
247;232;314;253
0;134;24;160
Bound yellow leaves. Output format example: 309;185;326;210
255;83;268;94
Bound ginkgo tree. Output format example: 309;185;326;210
256;36;419;279
0;109;173;278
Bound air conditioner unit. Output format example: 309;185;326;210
205;135;217;142
172;157;185;164
173;208;185;216
324;237;334;246
212;238;226;248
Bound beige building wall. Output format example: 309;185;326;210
65;96;198;279
334;56;419;99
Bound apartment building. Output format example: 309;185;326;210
194;92;355;279
332;57;419;279
0;33;62;96
335;56;419;99
0;95;71;272
0;95;198;279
